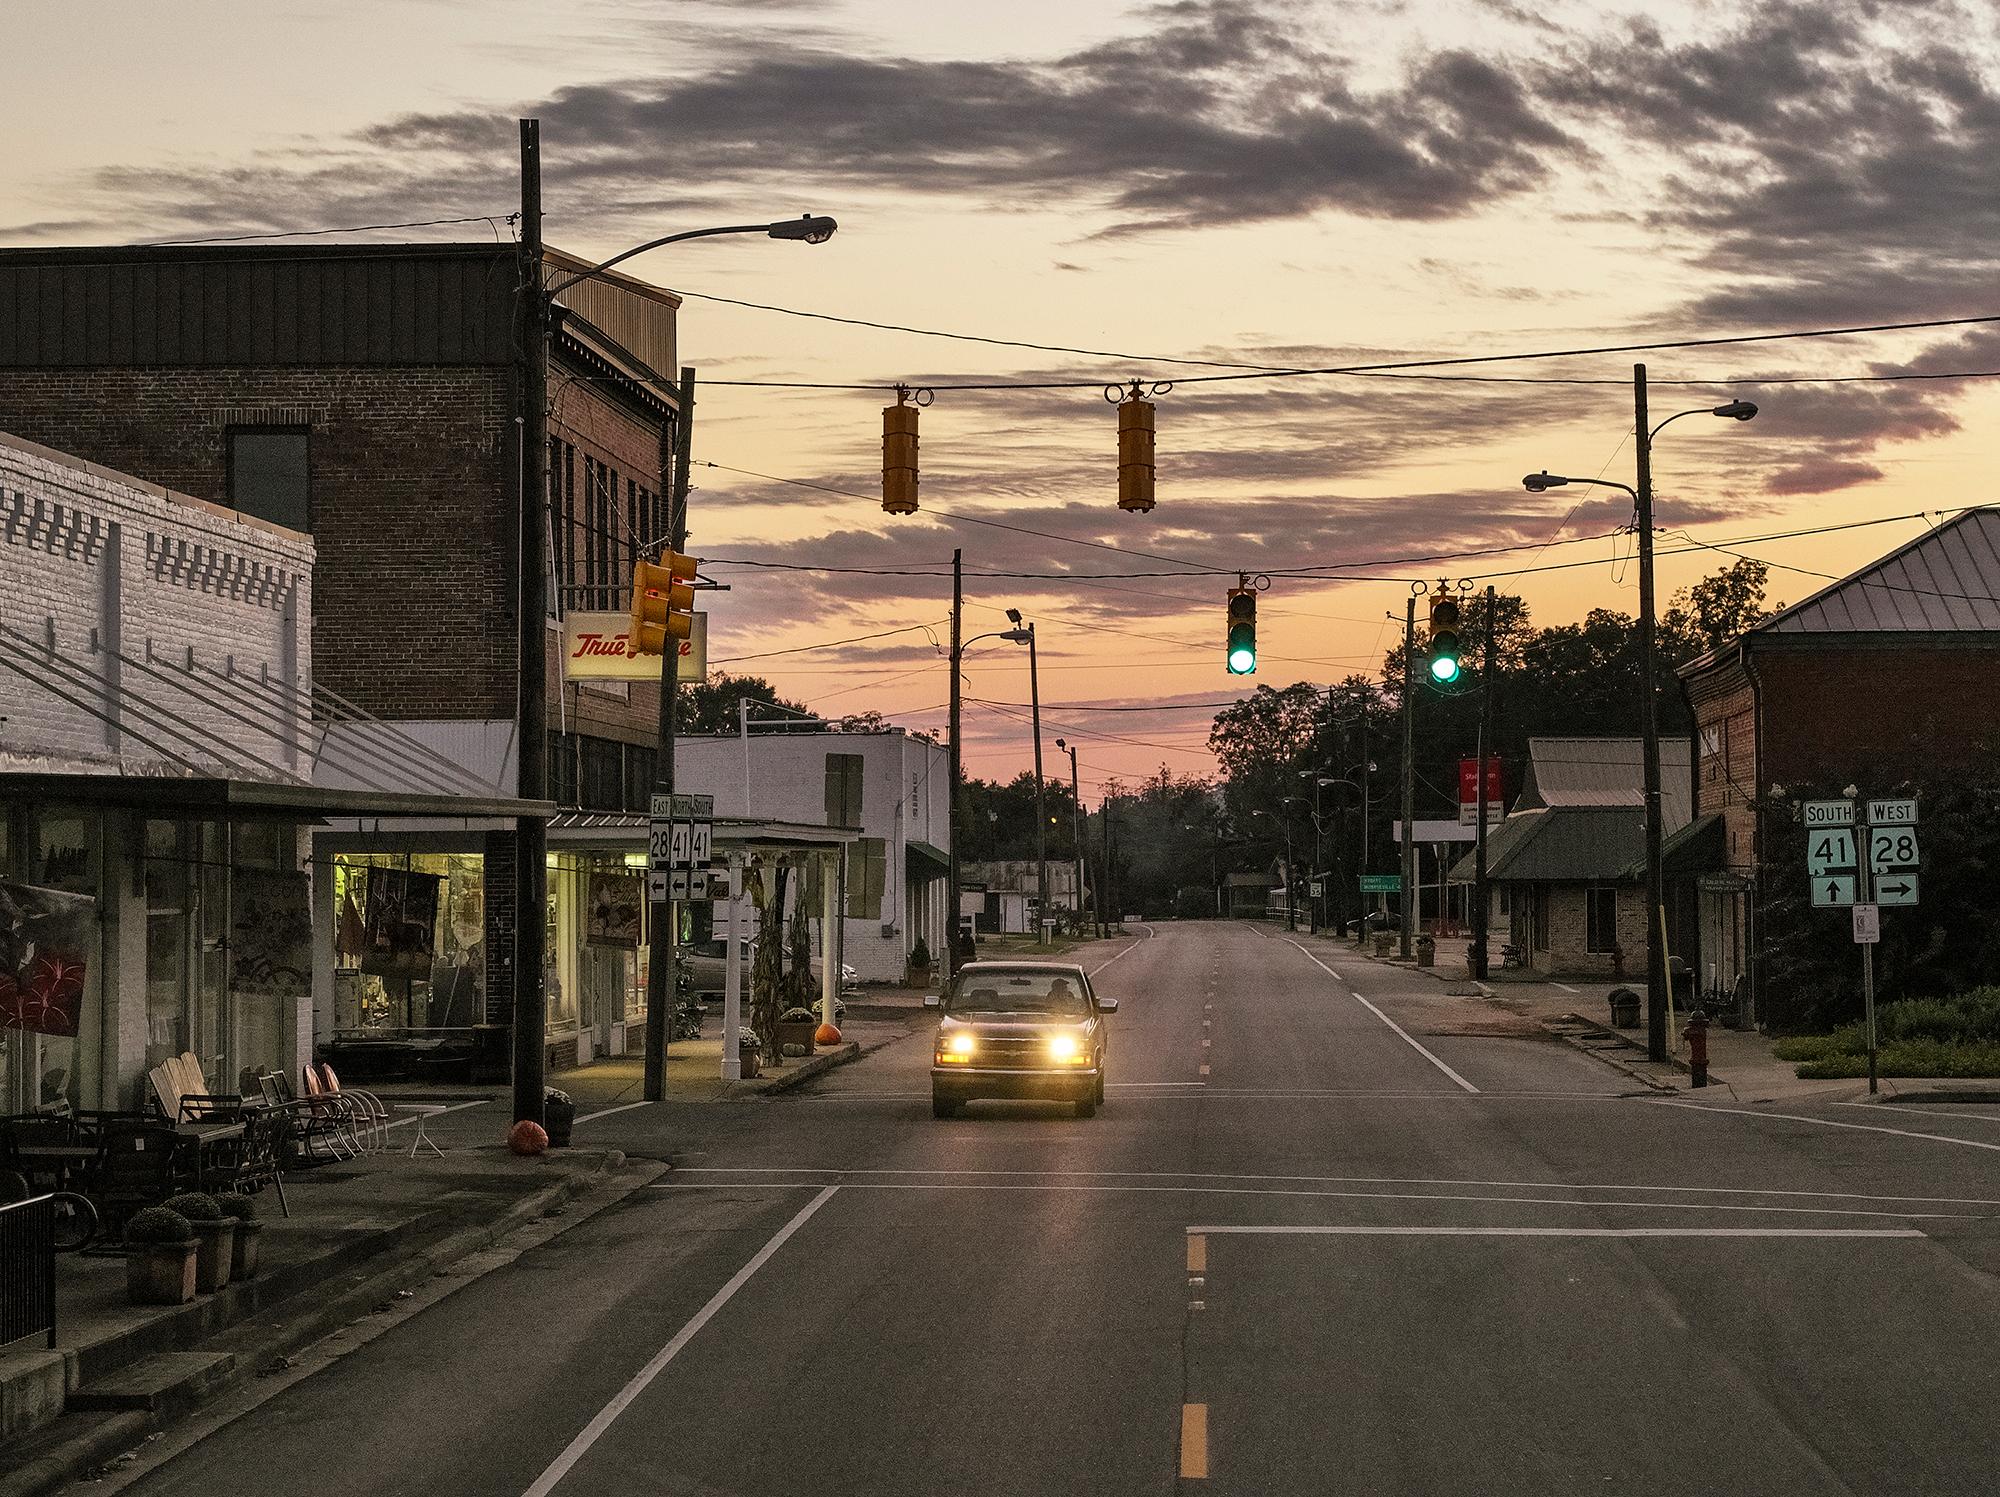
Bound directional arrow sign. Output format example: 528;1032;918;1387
1811;874;1858;908
1875;875;1919;906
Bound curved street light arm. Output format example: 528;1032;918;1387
546;217;834;298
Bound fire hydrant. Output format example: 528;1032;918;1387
1685;1010;1710;1089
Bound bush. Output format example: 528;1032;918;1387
125;1206;193;1244
909;936;932;970
215;1195;257;1222
162;1192;222;1223
1793;1040;2000;1080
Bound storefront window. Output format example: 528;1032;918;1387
3;808;105;1112
331;853;485;1035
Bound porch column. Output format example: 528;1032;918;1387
721;851;743;1081
821;850;838;1029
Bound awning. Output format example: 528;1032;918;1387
547;811;858;853
906;839;950;879
0;771;553;822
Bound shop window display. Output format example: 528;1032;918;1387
332;854;485;1034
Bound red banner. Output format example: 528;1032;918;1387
1458;757;1504;817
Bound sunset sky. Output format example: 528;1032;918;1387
8;0;1998;793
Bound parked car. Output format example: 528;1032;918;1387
684;936;853;1016
924;961;1116;1120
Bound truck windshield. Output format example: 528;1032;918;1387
947;971;1090;1017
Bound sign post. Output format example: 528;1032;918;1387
1807;796;1919;1095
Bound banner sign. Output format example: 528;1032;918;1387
0;880;94;1038
360;867;442;982
563;611;706;683
1457;756;1504;825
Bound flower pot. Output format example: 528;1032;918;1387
127;1240;198;1305
191;1219;236;1292
231;1220;265;1280
1415;937;1436;969
738;1039;761;1079
544;1097;576;1148
776;1019;817;1058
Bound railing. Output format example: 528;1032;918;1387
0;1193;57;1350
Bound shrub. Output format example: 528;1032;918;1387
1794;1039;2000;1080
162;1192;223;1223
910;936;932;969
125;1206;193;1244
215;1195;257;1222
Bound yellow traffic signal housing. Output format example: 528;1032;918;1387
1427;595;1462;685
630;552;696;656
883;399;919;514
1117;389;1156;512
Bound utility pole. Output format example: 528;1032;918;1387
1028;622;1048;943
641;365;695;1102
1057;740;1084;934
1634;363;1669;1063
513;119;549;1128
1102;793;1116;933
947;549;965;971
1400;597;1416;961
1472;585;1497;980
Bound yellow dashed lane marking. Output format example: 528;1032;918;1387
1181;1403;1209;1478
1187;1234;1206;1273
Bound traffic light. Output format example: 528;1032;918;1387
1117;384;1156;512
630;551;696;656
1427;594;1462;685
1226;587;1257;674
883;391;919;514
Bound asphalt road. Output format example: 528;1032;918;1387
93;922;2000;1495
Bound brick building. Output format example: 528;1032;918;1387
0;242;682;1072
1678;508;2000;1022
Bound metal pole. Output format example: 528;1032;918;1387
1400;597;1416;960
1065;745;1084;933
947;549;965;971
512;118;549;1127
1285;817;1296;931
1634;363;1669;1064
642;365;695;1102
1029;622;1048;943
1103;793;1116;932
1859;804;1878;1093
1472;585;1496;981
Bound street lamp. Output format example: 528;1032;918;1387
954;617;1033;945
514;119;839;1119
1000;610;1051;942
1523;382;1756;1062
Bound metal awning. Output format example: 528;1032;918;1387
906;839;950;878
548;811;859;852
0;771;553;821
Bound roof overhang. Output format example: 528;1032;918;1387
0;772;553;822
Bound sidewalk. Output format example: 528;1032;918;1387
1330;930;2000;1106
0;1128;653;1487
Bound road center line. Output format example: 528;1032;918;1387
521;1185;838;1497
1644;1098;2000;1154
1287;939;1479;1094
1187;1234;1206;1273
1184;1225;1925;1239
1180;1404;1208;1480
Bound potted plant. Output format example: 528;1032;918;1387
164;1192;235;1292
544;1087;576;1148
1415;934;1436;968
777;1007;818;1058
217;1194;264;1279
124;1206;198;1305
738;1032;761;1079
907;935;933;984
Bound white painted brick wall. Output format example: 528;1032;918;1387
0;430;314;776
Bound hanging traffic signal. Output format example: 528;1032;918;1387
1226;586;1257;674
1116;382;1156;512
1427;594;1462;685
883;388;919;514
630;551;696;656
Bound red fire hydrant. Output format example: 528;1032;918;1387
1685;1011;1710;1089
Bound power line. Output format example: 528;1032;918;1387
142;213;517;246
709;619;946;664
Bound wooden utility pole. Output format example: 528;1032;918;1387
1472;585;1497;980
1399;597;1416;961
513;119;549;1127
947;548;966;970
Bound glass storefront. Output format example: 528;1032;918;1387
1;805;106;1114
547;851;652;1062
330;852;487;1038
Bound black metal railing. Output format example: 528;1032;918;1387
0;1192;57;1350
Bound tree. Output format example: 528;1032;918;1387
678;673;808;737
1662;559;1776;663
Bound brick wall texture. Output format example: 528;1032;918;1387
0;430;313;773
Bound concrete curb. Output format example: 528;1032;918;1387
1536;1016;1682;1095
0;1151;640;1497
735;1040;861;1097
1866;1086;2000;1105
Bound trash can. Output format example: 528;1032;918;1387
1608;987;1641;1028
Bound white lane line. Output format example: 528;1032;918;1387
1287;939;1479;1094
1551;982;1580;994
643;1182;1975;1218
1645;1098;2000;1155
1836;1101;2000;1126
1087;938;1145;977
381;1099;490;1131
671;1165;2000;1209
521;1186;838;1497
574;1100;652;1124
1185;1225;1925;1240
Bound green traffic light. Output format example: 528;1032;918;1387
1429;654;1460;684
1227;643;1257;674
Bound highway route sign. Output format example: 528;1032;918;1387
1868;826;1919;875
1811;874;1858;908
1874;874;1919;906
1853;904;1880;944
1806;828;1859;876
1867;798;1918;827
1803;799;1855;829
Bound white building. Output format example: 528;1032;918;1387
960;860;1084;935
676;728;952;983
